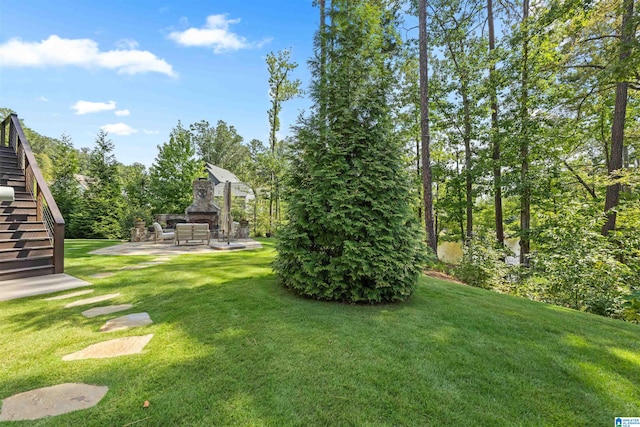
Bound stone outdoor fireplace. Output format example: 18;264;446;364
186;178;221;234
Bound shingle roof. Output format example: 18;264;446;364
205;163;241;184
205;163;254;199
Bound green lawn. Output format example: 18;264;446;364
1;239;639;426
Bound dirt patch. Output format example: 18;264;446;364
425;270;465;285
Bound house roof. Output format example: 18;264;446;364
205;163;254;199
205;163;241;184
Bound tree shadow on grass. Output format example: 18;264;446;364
2;249;640;425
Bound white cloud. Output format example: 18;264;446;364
143;129;160;135
36;96;48;102
115;109;130;116
116;38;139;49
100;123;138;136
168;14;269;53
0;35;176;77
71;100;116;115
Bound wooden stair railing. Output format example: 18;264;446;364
0;113;65;274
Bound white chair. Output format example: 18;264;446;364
153;222;174;243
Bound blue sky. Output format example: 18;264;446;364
0;0;317;167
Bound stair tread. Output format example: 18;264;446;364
0;237;51;242
0;245;53;252
0;265;54;278
0;254;53;263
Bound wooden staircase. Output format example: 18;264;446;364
0;146;55;280
0;113;64;282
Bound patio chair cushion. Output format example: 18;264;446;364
153;222;175;243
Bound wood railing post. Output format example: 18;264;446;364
54;222;64;273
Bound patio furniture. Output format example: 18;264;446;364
153;222;175;243
175;223;210;245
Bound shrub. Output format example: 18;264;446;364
528;204;631;317
454;234;513;289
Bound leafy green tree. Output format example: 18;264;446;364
149;121;203;214
266;49;303;233
418;0;438;253
190;119;250;173
238;138;271;236
429;0;487;241
119;162;152;229
274;0;429;303
50;133;81;237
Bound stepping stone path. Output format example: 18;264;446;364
100;312;153;332
140;261;165;265
65;293;120;308
5;270;158;420
62;334;154;360
44;289;94;301
153;257;172;262
119;264;150;270
0;383;108;421
89;272;115;279
82;304;134;318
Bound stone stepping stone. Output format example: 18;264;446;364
140;261;165;265
89;272;115;279
64;293;120;308
0;383;108;421
82;304;134;318
119;265;150;270
62;334;153;360
153;257;172;262
44;289;94;301
100;312;152;332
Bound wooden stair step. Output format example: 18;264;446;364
0;229;49;239
0;221;46;231
0;246;53;259
0;237;51;249
0;207;36;215
0;264;55;281
0;213;37;222
0;200;36;208
0;255;53;270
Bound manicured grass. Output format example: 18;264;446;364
1;239;639;426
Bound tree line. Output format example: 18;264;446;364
273;0;639;319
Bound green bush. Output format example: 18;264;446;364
528;204;631;317
454;234;513;289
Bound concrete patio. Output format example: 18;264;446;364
89;239;262;256
0;274;91;301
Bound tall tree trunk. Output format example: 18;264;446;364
419;0;438;255
319;0;327;125
463;89;473;241
519;0;530;266
602;0;635;236
416;136;423;222
488;0;504;244
456;151;465;240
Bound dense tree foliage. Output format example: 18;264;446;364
266;49;303;234
2;0;638;318
190;119;250;171
70;131;125;239
274;0;429;303
149;121;203;214
49;134;81;237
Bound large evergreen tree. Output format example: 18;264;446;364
70;130;125;238
274;0;428;303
